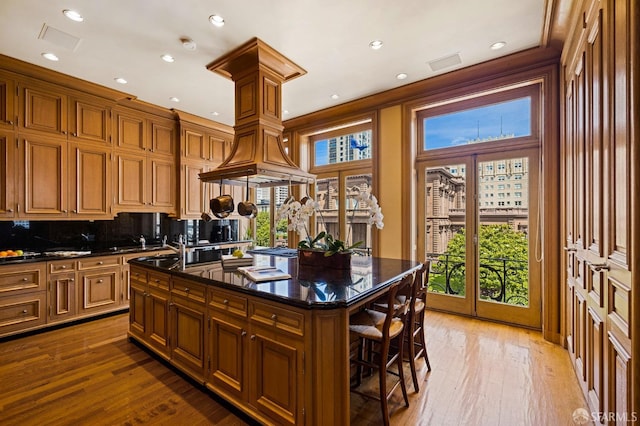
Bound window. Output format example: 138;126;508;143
497;184;505;190
313;128;372;166
515;192;522;197
422;96;532;151
514;183;522;189
515;174;523;180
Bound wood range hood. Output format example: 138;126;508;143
199;37;316;187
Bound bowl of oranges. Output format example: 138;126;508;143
0;249;24;258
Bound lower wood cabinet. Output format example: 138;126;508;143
129;267;170;358
0;262;47;336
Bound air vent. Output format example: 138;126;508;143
428;53;462;72
38;24;82;51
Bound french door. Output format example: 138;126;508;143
417;148;541;328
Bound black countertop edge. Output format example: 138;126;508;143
0;241;253;266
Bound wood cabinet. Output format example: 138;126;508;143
0;72;16;131
129;265;171;358
561;0;637;420
77;255;122;316
69;142;112;218
113;108;177;214
47;259;77;323
0;131;16;218
17;79;68;137
17;134;67;218
206;287;305;425
170;276;207;381
0;262;46;337
175;115;233;219
68;94;112;145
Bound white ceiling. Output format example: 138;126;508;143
0;0;545;126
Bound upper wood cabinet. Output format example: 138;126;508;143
0;72;16;131
113;108;177;214
17;80;68;137
0;131;16;218
69;142;112;218
17;134;68;218
69;95;113;145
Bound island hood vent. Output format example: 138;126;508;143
199;38;316;188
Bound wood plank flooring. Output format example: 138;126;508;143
0;311;587;425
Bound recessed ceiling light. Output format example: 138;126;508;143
396;73;408;80
369;40;383;50
42;52;59;61
169;97;180;103
161;54;175;63
114;77;127;84
210;111;219;116
490;41;507;50
330;94;340;100
181;37;197;51
209;15;225;27
63;9;84;22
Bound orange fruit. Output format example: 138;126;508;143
0;251;7;257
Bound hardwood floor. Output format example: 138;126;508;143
0;311;587;425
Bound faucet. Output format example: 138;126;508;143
163;234;186;270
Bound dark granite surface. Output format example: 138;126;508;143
130;253;421;310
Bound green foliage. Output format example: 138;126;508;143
297;231;363;256
430;224;529;305
255;211;270;247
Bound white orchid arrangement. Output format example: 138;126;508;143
275;187;383;256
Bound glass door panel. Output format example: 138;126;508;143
422;161;474;315
475;151;540;327
345;174;373;252
314;177;339;239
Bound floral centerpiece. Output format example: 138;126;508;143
275;187;384;278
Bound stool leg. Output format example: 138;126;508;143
379;340;390;426
407;312;419;392
397;328;410;407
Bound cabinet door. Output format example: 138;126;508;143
115;152;146;209
181;162;208;218
209;315;248;401
18;82;67;136
183;128;207;160
114;109;145;151
48;273;76;322
147;289;170;356
0;73;16;130
0;132;15;218
77;268;119;315
129;281;146;339
150;157;175;211
69;143;111;218
18;135;67;217
171;297;206;381
150;118;176;157
249;327;303;426
69;96;111;145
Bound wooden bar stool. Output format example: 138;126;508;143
406;261;432;391
349;274;412;426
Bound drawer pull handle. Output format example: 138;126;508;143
184;288;190;292
241;330;247;337
155;279;160;283
98;279;103;283
250;334;256;341
61;266;66;269
22;277;28;281
271;314;277;321
98;261;103;265
70;278;75;282
223;299;229;304
22;309;28;314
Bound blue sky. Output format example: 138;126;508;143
424;97;531;150
315;140;329;166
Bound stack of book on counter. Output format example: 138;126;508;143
221;254;254;269
237;265;291;282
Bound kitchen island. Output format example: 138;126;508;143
128;253;420;426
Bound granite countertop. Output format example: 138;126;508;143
130;253;421;310
0;241;253;266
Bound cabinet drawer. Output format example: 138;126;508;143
0;263;46;295
130;268;148;287
148;271;170;292
48;259;77;274
78;256;121;270
0;292;47;335
172;277;206;304
249;301;305;338
208;287;247;319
